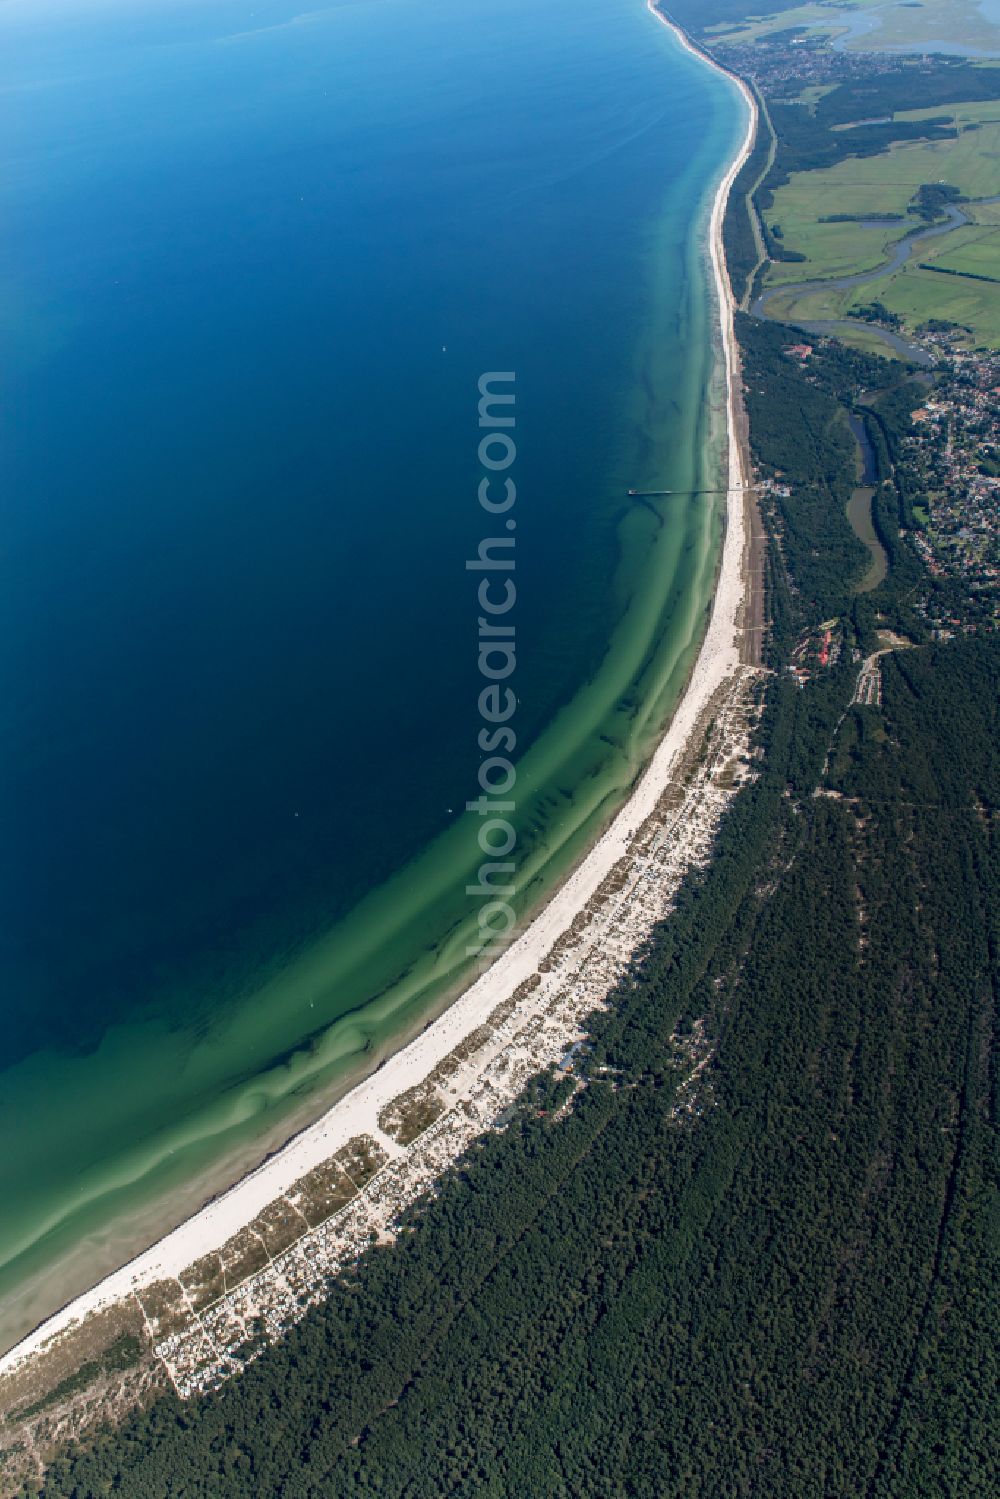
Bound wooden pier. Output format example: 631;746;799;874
626;486;746;497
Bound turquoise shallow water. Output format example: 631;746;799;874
0;0;743;1342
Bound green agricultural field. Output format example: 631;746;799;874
704;5;848;47
859;262;1000;343
766;215;913;282
762;282;847;322
766;101;1000;287
768;261;1000;346
759;90;1000;343
920;222;1000;278
785;83;837;111
823;321;903;359
836;0;1000;53
707;0;1000;53
897;97;1000;129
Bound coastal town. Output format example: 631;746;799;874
712;29;902;92
904;347;1000;624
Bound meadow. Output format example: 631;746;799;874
829;322;906;358
763;94;1000;343
767;97;1000;279
767;268;1000;346
922;222;1000;278
860;263;1000;342
967;198;1000;224
706;0;1000;54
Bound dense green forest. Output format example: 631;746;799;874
26;12;1000;1498
739;315;877;626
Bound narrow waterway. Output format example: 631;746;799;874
847;412;888;592
752;204;968;315
752;199;1000;363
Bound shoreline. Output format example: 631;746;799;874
0;20;758;1380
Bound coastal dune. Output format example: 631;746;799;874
0;13;758;1382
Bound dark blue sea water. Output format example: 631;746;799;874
0;0;743;1342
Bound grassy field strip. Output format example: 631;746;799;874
860;264;1000;343
766;216;914;284
922;224;1000;276
757;90;1000;343
764;219;1000;345
704;4;846;48
768;263;1000;346
830;323;905;360
766;121;1000;287
706;0;1000;53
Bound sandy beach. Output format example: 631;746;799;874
0;13;758;1383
